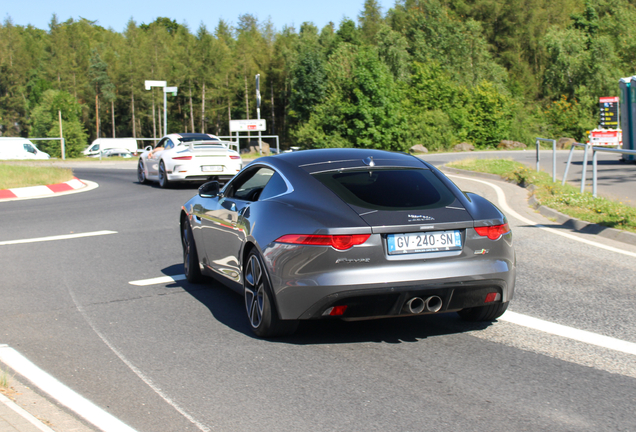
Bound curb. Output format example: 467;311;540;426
0;178;86;201
440;166;636;247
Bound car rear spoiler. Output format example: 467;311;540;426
187;140;239;153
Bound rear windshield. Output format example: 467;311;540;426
312;168;456;210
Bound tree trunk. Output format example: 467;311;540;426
270;80;276;136
189;83;195;133
201;82;206;133
131;91;136;138
111;100;116;138
152;98;156;140
95;93;100;138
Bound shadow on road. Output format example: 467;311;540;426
159;264;495;346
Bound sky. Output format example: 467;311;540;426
2;0;396;33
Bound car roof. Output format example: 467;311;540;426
262;148;428;174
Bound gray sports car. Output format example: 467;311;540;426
180;148;515;337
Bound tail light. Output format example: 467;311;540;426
230;155;241;160
474;223;510;240
172;156;193;160
275;234;370;250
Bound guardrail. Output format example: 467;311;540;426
562;142;589;194
28;137;66;160
592;147;636;197
216;135;280;154
535;138;557;182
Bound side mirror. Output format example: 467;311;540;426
144;145;152;151
199;181;220;198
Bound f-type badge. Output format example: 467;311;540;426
408;214;435;223
336;258;371;264
474;249;490;255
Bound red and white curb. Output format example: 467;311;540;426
0;178;88;201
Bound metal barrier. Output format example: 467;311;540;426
592;147;636;197
562;142;590;193
216;135;280;155
535;138;557;182
28;137;66;160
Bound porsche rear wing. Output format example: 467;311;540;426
187;140;239;153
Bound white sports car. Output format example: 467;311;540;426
137;133;243;188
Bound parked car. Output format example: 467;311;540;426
180;148;516;337
0;138;50;160
83;138;139;157
101;148;133;158
137;133;242;188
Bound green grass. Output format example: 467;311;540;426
447;158;636;234
0;368;9;389
0;163;75;189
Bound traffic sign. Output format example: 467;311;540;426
229;119;267;132
599;96;619;129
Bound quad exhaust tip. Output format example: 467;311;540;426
404;296;443;314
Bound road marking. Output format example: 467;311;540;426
448;174;636;258
0;391;55;432
0;344;138;432
500;311;636;356
0;230;117;246
129;274;186;286
64;289;211;432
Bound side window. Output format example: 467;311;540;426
24;144;36;153
225;167;274;201
155;138;168;149
164;139;175;150
259;171;289;200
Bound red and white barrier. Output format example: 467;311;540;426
0;177;86;200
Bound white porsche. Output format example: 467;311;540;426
137;133;243;188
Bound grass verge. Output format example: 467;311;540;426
0;163;75;189
447;158;636;234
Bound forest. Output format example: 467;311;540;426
1;0;636;157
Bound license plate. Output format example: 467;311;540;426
387;230;462;255
201;165;223;172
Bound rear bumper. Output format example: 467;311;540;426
293;279;511;320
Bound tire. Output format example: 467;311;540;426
458;301;509;322
158;160;170;188
137;160;148;184
182;219;202;283
244;250;298;338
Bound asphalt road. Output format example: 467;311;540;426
1;163;636;431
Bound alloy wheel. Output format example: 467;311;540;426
244;254;264;329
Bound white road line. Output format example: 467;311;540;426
448;174;636;258
0;344;138;432
0;391;55;432
129;275;186;286
64;288;211;432
0;230;118;246
500;311;636;356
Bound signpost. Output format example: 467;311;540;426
229;119;267;132
144;81;177;136
599;96;619;129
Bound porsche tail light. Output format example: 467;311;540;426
474;223;510;240
230;155;241;160
275;234;371;250
172;156;193;160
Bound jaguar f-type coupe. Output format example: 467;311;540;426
180;148;515;337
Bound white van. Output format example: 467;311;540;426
0;138;51;160
83;138;139;157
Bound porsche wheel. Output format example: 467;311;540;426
158;160;170;188
458;302;509;322
137;160;148;184
244;250;298;338
182;218;202;283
